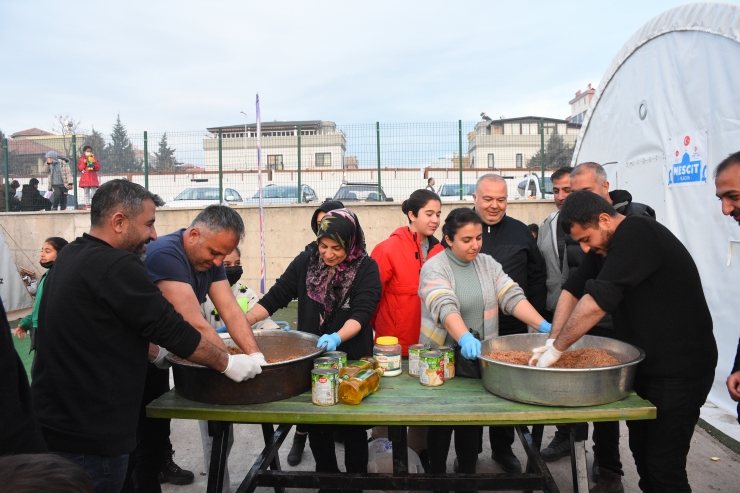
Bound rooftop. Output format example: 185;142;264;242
10;128;57;138
207;120;326;132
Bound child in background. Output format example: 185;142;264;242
200;246;280;331
77;146;100;208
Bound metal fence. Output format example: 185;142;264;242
1;120;578;211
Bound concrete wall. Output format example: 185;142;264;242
0;201;556;293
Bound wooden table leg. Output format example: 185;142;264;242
568;424;589;493
261;424;285;493
517;425;560;493
388;425;408;475
206;421;230;493
235;424;291;493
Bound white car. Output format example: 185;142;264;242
437;183;476;202
516;174;553;200
164;187;243;207
244;184;318;205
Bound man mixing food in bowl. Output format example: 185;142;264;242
532;190;717;493
31;180;255;493
127;205;265;492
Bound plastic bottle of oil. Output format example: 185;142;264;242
338;369;381;405
338;360;373;379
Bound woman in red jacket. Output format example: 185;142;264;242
77;145;100;208
371;189;443;355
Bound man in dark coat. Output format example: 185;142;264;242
19;178;52;211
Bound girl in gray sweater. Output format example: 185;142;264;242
418;208;550;479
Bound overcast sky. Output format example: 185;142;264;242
0;0;712;135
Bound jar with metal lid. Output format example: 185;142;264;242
373;336;402;377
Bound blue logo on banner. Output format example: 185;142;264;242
668;152;706;185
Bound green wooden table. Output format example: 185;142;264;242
148;369;655;493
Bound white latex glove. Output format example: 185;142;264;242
152;346;172;369
222;354;263;382
528;339;554;366
249;352;267;366
536;345;563;368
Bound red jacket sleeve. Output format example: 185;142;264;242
93;157;100;171
370;241;393;292
77;156;87;172
369;240;393;325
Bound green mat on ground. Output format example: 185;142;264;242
11;328;33;382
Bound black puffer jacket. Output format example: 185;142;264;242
19;185;51;211
609;190;656;219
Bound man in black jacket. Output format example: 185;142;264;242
536;191;716;493
540;162;657;483
19;178;52;211
32;180;256;493
472;173;547;473
715;151;740;424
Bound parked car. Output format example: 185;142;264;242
163;187;243;207
516;174;553;199
330;183;393;202
243;184;318;205
437;183;476;202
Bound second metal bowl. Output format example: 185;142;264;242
167;330;323;405
478;333;644;407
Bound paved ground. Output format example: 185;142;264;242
162;419;740;493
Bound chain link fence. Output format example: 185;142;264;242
1;119;579;211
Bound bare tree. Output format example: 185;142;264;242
51;115;87;160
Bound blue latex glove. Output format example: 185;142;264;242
538;320;552;333
458;332;481;360
317;333;342;352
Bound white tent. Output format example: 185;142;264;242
572;2;740;415
0;228;33;315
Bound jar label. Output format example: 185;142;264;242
374;353;401;371
354;369;374;381
409;353;420;375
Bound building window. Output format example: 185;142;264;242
267;155;283;170
315;153;331;167
487;153;494;168
516;153;523;168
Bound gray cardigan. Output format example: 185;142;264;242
538;210;569;312
418;250;526;348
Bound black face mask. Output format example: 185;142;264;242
225;266;243;286
40;260;54;269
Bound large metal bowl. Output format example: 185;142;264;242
479;334;644;407
167;330;323;405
